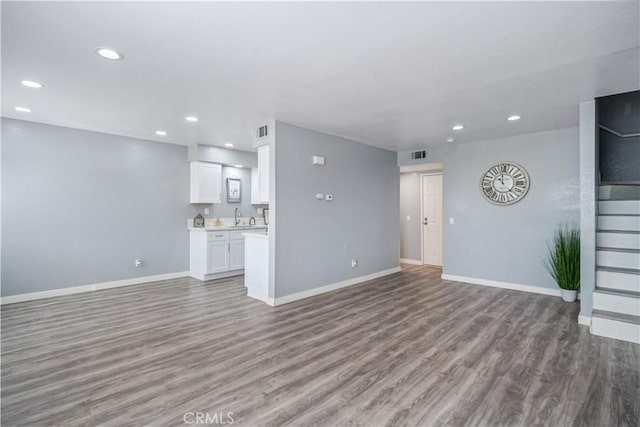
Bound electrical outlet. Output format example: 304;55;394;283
204;208;209;215
135;259;143;268
351;259;358;268
449;217;455;225
406;215;411;221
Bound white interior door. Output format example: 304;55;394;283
422;174;443;266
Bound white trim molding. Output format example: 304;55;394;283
190;270;243;282
273;266;402;306
599;124;640;138
246;288;275;306
1;271;190;305
578;315;591;326
400;258;422;266
441;274;562;297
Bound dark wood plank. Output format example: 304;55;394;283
1;265;638;426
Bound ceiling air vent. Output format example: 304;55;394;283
257;125;268;139
411;150;426;160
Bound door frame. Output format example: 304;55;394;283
420;172;443;267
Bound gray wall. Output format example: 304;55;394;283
398;127;580;290
598;90;640;183
193;165;265;220
599;131;640;183
273;122;400;298
1;118;192;296
400;173;421;261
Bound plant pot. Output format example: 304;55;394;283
561;290;578;302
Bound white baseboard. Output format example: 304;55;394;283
190;270;243;282
441;274;562;297
274;266;402;306
1;271;190;305
578;315;591;326
247;288;275;306
400;258;422;266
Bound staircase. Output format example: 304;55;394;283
591;184;640;344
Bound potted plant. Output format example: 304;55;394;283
544;226;580;302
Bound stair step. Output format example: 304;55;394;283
599;184;640;201
596;231;640;250
596;249;640;270
592;309;640;324
598;215;640;232
591;310;640;344
597;267;640;293
595;287;640;298
596;247;640;253
593;289;640;316
599;200;640;214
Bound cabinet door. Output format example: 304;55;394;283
229;240;245;270
257;146;270;203
250;168;260;205
207;241;229;274
191;162;222;204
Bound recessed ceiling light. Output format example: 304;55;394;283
185;116;198;122
15;106;31;113
21;80;43;89
447;138;455;143
452;124;464;131
96;48;124;60
224;143;234;147
507;115;521;121
234;165;244;168
155;130;167;136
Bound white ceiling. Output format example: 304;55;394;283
2;1;639;152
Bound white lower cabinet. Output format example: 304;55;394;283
229;240;245;271
190;230;246;281
207;241;230;274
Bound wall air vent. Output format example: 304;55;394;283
257;125;268;139
411;150;426;160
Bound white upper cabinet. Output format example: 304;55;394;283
251;168;260;205
257;145;270;204
190;161;222;204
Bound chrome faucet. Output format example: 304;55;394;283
234;208;241;226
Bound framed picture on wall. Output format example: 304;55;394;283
227;178;241;203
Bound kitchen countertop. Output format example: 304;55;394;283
188;225;268;231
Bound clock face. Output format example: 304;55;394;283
481;162;530;205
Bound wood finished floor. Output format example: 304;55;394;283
2;265;639;427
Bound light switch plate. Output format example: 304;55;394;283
312;155;326;166
406;215;411;221
449;217;455;225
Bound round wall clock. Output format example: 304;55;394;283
480;162;530;205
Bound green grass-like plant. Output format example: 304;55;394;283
545;226;580;291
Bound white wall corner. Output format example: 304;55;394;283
578;315;591;326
